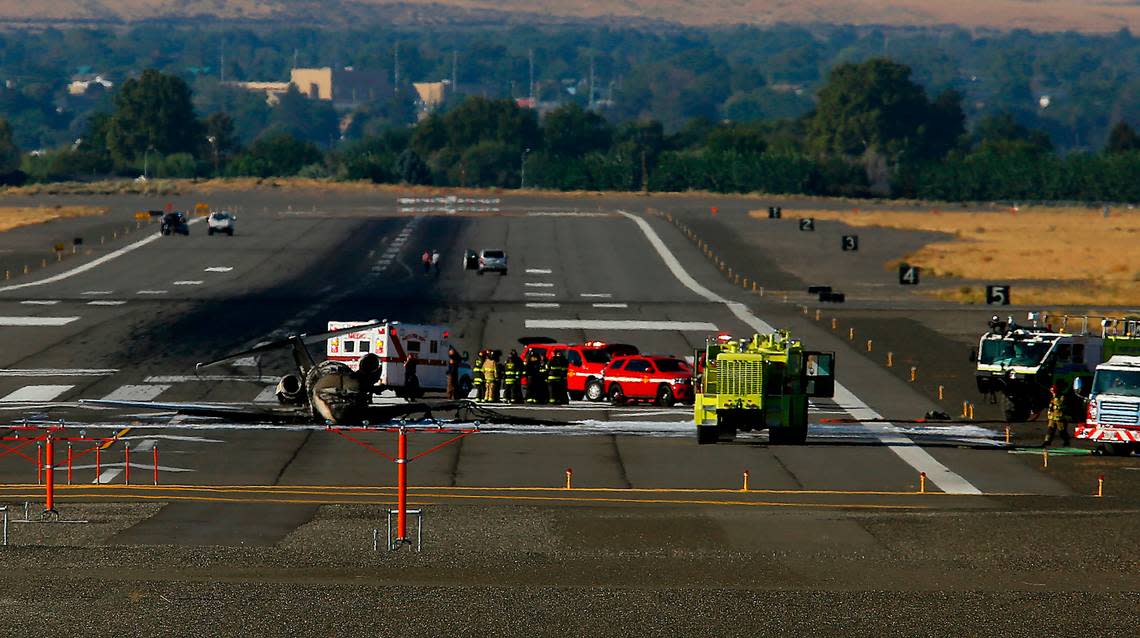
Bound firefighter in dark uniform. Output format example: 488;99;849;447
446;347;461;400
547;350;569;404
1044;382;1071;447
503;350;523;404
524;350;545;404
472;351;486;403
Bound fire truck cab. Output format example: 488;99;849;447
1076;355;1140;456
327;321;472;397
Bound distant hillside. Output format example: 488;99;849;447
1;0;1139;33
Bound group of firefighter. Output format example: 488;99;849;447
446;346;570;404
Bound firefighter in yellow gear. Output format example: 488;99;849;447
546;350;569;404
1044;383;1071;447
471;352;486;402
503;351;523;404
482;351;499;402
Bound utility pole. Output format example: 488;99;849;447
528;48;535;103
588;52;595;109
394;42;400;93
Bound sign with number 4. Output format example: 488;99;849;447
898;264;920;285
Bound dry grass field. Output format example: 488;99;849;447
1;0;1138;32
0;205;108;232
750;206;1140;308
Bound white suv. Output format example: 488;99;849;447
207;211;236;236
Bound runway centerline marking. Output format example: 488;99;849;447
616;209;981;496
81;290;112;296
136;290;168;295
0;385;73;402
524;282;554;288
87;300;127;306
0;316;80;326
204;266;233;272
20;300;59;305
580;293;612;298
526;320;717;331
0;218;204;293
173;280;203;286
592;303;628;308
525;292;556;298
526;303;561;308
525;269;553;274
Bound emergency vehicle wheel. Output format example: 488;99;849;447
584;379;604;402
655;384;675;407
608;384;626;405
1107;443;1135;456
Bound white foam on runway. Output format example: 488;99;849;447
526;320;717;331
0;384;74;402
0;316;79;326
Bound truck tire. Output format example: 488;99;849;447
769;425;808;445
1107;442;1135;457
655;384;675;407
1002;396;1030;422
584;378;604;402
697;424;718;445
608;384;626;406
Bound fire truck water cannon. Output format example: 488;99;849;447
693;330;835;445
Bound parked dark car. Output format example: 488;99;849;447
160;212;190;236
463;249;479;270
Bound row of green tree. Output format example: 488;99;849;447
5;61;1140;202
3;23;1140;154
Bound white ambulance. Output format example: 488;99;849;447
326;321;472;397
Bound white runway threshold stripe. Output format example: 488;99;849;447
0;316;80;326
0;217;204;293
99;384;171;401
526;320;717;331
0;385;74;402
0;368;117;377
616;209;982;495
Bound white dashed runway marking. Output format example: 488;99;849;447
87;300;127;306
0;368;116;377
0;316;79;326
20;300;59;305
525;292;556;298
0;384;73;402
524;282;554;288
81;290;113;296
580;293;612;298
525;269;552;274
136;290;168;295
592;303;628;308
204;266;233;272
525;303;561;308
99;384;171;401
173;280;203;286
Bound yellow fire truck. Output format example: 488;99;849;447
694;330;835;444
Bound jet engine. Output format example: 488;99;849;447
275;374;305;404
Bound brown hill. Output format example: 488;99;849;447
0;0;1138;33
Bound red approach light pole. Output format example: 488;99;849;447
328;423;478;547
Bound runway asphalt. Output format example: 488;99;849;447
0;187;1135;635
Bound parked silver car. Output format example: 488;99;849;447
207;211;236;236
477;249;507;275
